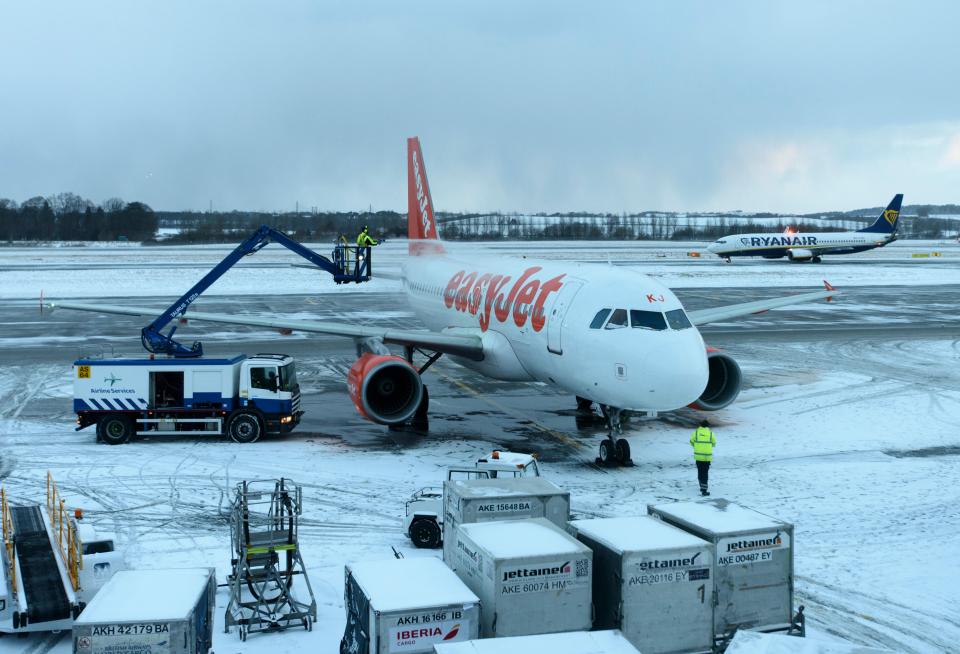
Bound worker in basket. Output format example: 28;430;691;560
356;225;379;275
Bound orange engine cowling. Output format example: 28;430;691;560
347;353;424;425
689;347;742;411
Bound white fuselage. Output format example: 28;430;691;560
708;230;893;259
402;253;709;411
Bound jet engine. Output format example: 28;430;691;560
786;248;813;261
689;348;742;411
347;353;423;424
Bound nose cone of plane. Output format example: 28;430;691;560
640;331;709;409
706;241;720;253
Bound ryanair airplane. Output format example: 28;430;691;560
707;194;903;262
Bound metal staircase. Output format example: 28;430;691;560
224;478;316;641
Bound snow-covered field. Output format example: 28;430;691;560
0;241;958;653
1;238;960;301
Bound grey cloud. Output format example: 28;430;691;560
1;1;958;214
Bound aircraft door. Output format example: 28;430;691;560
248;365;280;403
547;281;583;354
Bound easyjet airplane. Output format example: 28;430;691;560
53;138;839;464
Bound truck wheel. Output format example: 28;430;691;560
228;413;262;443
409;518;441;549
97;415;133;445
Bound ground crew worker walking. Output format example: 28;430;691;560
690;419;716;496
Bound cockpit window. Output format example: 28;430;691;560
605;309;629;329
589;309;611;329
630;310;667;330
666;308;692;330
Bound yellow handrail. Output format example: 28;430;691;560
1;487;15;595
45;472;82;591
338;235;355;274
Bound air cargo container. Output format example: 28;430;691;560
452;518;592;638
433;629;641;653
569;516;714;653
340;558;480;654
441;478;570;569
72;568;215;654
648;499;794;636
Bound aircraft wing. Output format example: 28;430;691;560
48;301;484;360
686;281;840;326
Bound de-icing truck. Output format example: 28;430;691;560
73;353;302;444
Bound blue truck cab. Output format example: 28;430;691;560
73;353;303;444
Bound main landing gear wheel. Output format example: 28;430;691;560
412;385;430;429
98;414;133;445
615;438;633;465
389;385;430;431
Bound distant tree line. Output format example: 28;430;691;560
0;193;156;241
440;217;850;241
0;194;957;242
155;209;407;244
437;210;960;241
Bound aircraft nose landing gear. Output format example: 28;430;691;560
597;405;633;467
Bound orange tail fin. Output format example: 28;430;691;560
407;137;441;247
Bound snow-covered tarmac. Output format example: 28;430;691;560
1;240;959;653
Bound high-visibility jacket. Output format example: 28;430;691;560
690;427;716;462
357;231;378;247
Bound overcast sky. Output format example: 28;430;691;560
1;1;958;214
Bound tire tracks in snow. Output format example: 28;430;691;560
16;631;65;654
797;575;960;653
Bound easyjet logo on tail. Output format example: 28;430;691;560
412;150;432;238
407;137;438;243
445;266;565;332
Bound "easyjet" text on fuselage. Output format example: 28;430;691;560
444;266;565;332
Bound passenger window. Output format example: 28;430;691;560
605;309;628;329
589;309;611;329
630;310;667;330
665;309;693;330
